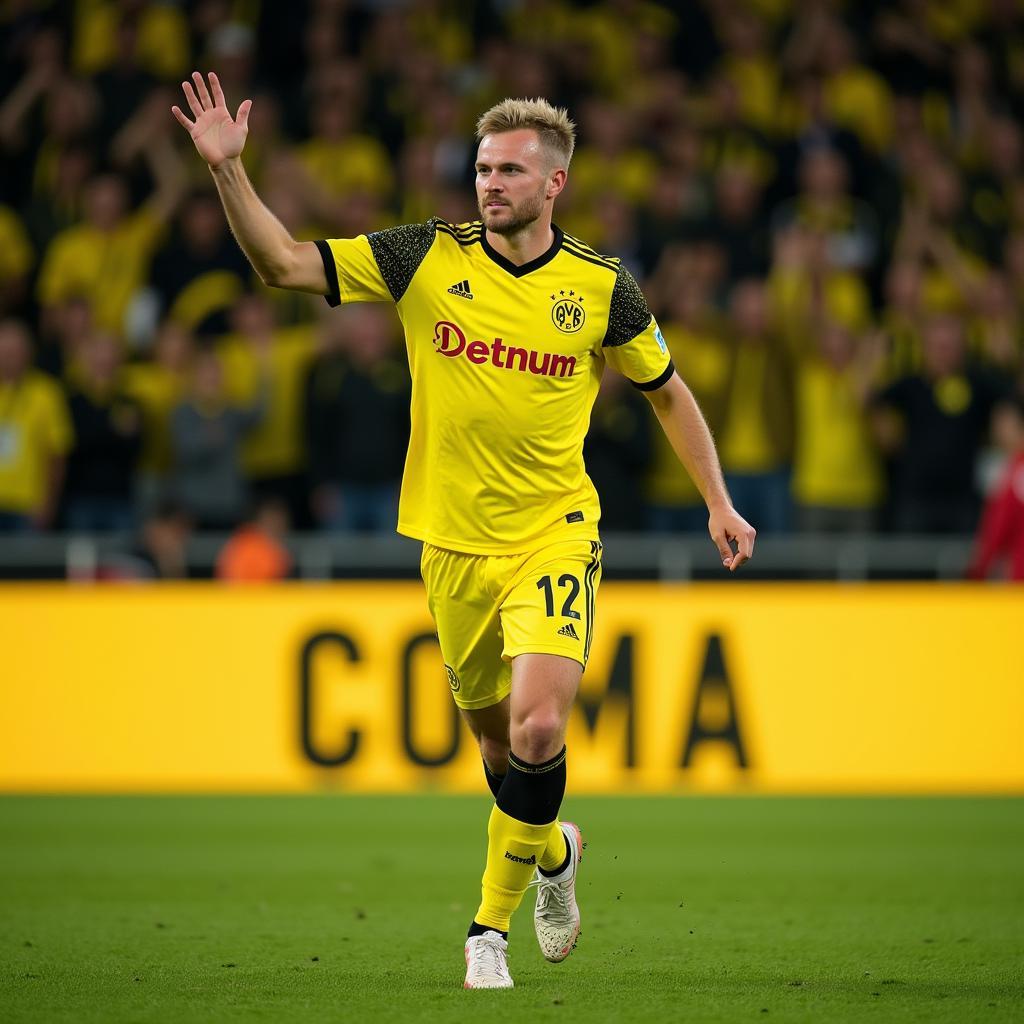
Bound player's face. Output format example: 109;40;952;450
475;130;558;235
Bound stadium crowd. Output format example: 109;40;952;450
2;0;1024;574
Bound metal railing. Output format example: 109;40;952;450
0;532;976;582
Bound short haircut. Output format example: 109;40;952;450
476;98;576;168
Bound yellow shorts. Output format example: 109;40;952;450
420;538;603;710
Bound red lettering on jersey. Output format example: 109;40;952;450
505;345;528;372
466;340;489;364
548;353;576;377
433;322;576;378
433;321;466;357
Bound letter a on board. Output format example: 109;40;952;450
681;633;749;768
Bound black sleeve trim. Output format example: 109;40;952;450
631;360;675;392
314;239;341;307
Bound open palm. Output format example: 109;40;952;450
171;71;251;166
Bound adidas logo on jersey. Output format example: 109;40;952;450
447;279;474;299
557;623;580;640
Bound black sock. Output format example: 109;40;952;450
538;833;571;877
482;759;505;800
468;920;508;939
495;746;567;824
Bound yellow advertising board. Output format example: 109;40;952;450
1;583;1021;793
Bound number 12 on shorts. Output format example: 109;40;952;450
536;574;581;620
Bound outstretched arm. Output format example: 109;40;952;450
643;373;756;571
171;71;326;294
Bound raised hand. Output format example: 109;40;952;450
171;71;251;167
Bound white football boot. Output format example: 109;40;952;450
532;821;583;963
463;930;513;989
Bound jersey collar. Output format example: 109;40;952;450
480;224;563;278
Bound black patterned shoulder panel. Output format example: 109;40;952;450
602;264;653;348
366;221;439;302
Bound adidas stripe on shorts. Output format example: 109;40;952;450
420;538;603;710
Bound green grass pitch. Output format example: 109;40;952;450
1;795;1021;1023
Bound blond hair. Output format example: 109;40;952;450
476;98;576;168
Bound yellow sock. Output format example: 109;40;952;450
475;805;556;932
538;820;567;873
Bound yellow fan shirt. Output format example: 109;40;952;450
317;220;673;554
0;371;73;514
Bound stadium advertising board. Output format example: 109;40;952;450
1;584;1021;793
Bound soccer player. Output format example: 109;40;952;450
173;72;756;989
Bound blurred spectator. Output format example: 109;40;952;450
21;142;96;257
786;12;894;153
204;21;257;107
91;15;160;142
295;89;393;215
33;293;93;380
775;72;869;201
216;497;293;581
584;372;653;531
872;314;1007;533
568;101;656;210
873;6;947;100
0;32;84;206
36;157;182;336
63;331;142;532
769;227;872;350
701;72;775;186
73;497;195;581
218;294;316;528
170;345;268;530
716;280;794;534
589;191;644;276
122;320;195;513
0;319;71;531
699;161;770;287
149;190;252;336
962;113;1022;249
305;305;409;532
71;0;189;81
32;75;101;206
124;499;193;580
237;89;289;192
635;155;710;276
0;204;34;317
968;395;1024;580
645;278;728;531
880;260;926;380
895;161;995;291
791;323;884;533
966;270;1023;372
771;146;879;274
947;41;999;169
712;4;778;135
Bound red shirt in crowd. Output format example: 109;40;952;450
969;453;1024;581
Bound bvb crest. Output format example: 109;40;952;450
551;290;586;333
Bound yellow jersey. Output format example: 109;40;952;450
218;326;317;478
0;371;73;514
792;360;883;509
317;219;673;554
36;207;164;333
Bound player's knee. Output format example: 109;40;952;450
511;711;565;763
